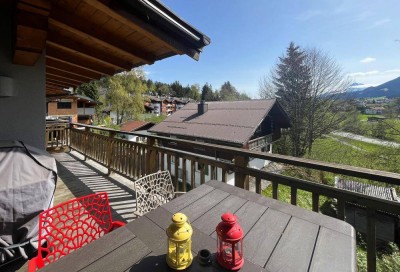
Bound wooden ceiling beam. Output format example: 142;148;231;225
85;0;201;60
49;6;155;65
46;45;116;75
46;67;91;83
47;72;85;84
46;78;79;88
13;9;48;65
46;58;102;80
46;81;70;88
47;77;80;87
47;32;132;71
83;0;179;53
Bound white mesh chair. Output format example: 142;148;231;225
134;170;183;216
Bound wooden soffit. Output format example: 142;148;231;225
12;0;211;95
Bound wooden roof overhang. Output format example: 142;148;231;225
12;0;211;96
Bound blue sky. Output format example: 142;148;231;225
144;0;400;98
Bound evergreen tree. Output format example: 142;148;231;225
201;83;215;101
76;81;99;101
273;42;311;156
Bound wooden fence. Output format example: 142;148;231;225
54;122;400;272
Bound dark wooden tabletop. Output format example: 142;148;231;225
40;180;356;272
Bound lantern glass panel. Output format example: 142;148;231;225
168;240;191;266
168;240;178;264
235;241;243;259
221;241;234;263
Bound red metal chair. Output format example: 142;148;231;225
28;192;125;271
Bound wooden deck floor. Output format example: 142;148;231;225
5;150;139;272
52;150;139;223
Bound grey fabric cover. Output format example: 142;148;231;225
0;141;57;263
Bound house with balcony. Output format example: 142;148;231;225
148;99;291;185
145;96;192;116
47;94;99;124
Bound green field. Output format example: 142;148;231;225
263;136;400;271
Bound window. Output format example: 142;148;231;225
57;102;72;109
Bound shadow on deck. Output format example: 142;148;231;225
53;151;139;223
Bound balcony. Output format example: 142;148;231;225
46;122;400;272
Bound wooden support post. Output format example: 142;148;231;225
337;199;345;220
291;187;297;206
272;181;278;199
83;126;90;161
255;177;261;194
367;208;376;272
234;155;249;189
145;138;157;175
191;160;196;189
312;192;319;212
200;163;205;185
182;158;187;192
174;155;179;190
106;131;116;176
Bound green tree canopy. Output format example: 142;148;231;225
104;70;146;125
76;81;99;101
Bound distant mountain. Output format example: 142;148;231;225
346;82;370;93
347;77;400;99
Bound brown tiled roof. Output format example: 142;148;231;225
149;99;283;145
335;179;398;201
120;121;154;132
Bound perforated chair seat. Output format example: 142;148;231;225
28;192;125;271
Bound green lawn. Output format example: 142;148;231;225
358;113;384;121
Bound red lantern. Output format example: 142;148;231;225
216;213;244;270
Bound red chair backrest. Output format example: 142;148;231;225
36;192;114;268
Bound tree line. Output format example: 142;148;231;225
76;69;251;125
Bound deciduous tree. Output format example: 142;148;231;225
259;42;350;156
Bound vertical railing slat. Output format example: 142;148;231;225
272;181;278;200
367;208;376;272
291;186;297;206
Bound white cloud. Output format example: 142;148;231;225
360;57;376;63
347;69;400;85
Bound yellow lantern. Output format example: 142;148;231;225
166;213;193;270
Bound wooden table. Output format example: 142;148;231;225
41;180;356;272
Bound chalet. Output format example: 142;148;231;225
47;94;99;124
120;121;155;142
144;96;192;116
149;99;291;185
335;178;399;242
149;99;290;151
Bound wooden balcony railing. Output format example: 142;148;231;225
48;122;400;272
45;121;70;148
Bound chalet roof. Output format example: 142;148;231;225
335;179;398;202
47;94;101;105
11;0;210;95
120;121;155;132
149;99;290;145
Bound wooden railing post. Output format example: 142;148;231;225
106;131;116;176
83;126;90;161
367;208;376;272
145;138;157;175
234;155;249;189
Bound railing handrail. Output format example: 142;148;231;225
69;122;400;186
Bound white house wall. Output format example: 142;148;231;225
0;6;46;149
165;144;273;188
